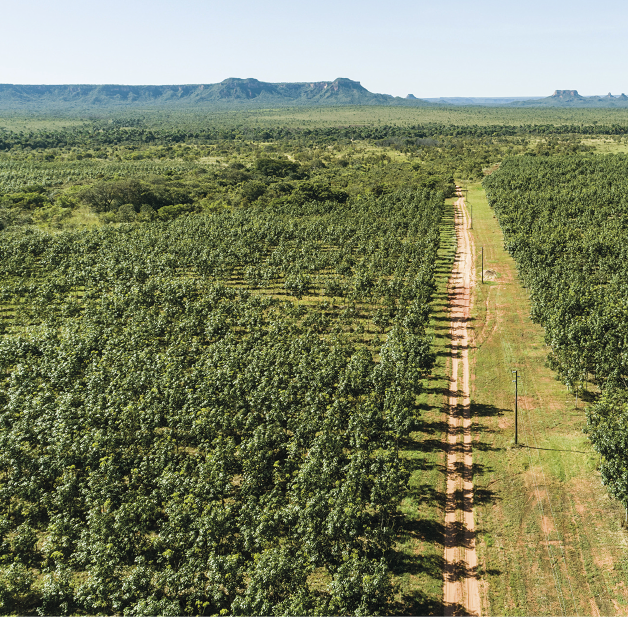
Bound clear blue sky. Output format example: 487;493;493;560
2;0;626;97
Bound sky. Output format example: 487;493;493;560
1;0;626;97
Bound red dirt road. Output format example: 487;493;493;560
443;191;481;616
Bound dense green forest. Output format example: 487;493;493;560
0;190;444;615
0;110;457;615
483;155;628;513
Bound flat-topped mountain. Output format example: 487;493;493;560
510;90;628;107
0;78;434;110
3;80;627;110
551;90;583;98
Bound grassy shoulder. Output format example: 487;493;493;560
391;198;455;615
462;181;628;616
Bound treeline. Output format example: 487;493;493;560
484;154;628;510
2;121;628;151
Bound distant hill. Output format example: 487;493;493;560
4;80;626;111
0;78;435;111
509;90;628;107
422;96;541;106
420;91;628;108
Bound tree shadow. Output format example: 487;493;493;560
391;538;445;575
449;483;497;511
472;402;507;417
391;516;449;613
470;422;501;437
472;440;505;453
412;437;449;453
472;461;493;477
422;384;452;397
443;557;482;584
393;593;446;617
470;403;508;452
415;418;448;435
404;454;446;474
474;486;499;505
443;600;474;616
451;460;492;478
406;483;447;507
429;312;456;322
576;389;600;404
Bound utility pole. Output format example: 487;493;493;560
481;246;484;284
469;201;473;229
512;370;518;445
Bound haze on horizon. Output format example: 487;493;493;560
1;0;626;99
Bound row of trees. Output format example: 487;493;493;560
484;153;628;508
2;119;628;152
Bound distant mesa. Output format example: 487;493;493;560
0;78;435;110
507;89;628;107
2;81;628;110
602;92;628;100
551;89;628;101
551;90;583;98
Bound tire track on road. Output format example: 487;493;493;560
443;190;481;616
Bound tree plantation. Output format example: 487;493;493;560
0;186;444;614
3;105;628;614
484;154;628;514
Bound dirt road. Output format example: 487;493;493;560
443;191;481;616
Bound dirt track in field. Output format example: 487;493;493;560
443;190;481;616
